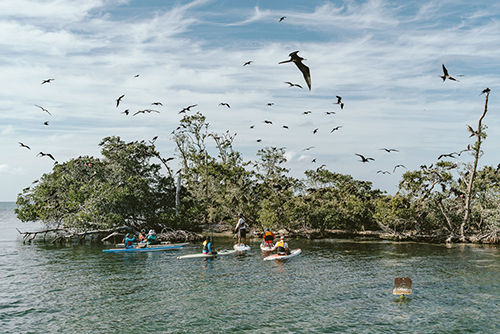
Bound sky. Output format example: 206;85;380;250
1;0;500;201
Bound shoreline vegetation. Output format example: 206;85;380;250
14;91;500;245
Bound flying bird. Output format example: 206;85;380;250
134;74;140;78
284;81;303;89
41;78;54;85
264;120;273;124
325;111;336;115
312;128;319;134
43;121;49;126
133;109;160;116
380;148;399;153
334;96;344;109
440;64;458;82
267;103;274;106
311;158;317;163
121;109;129;115
355;153;374;163
302;146;314;152
219;102;230;108
377;170;391;175
283;125;289;129
243;61;253;66
179;104;198;114
279;16;286;22
19;142;31;150
37;152;56;161
438;152;458;160
152;102;163;106
256;139;262;142
116;94;125;107
34;104;51;115
250;125;255;129
330;126;343;133
303;110;312;115
393;164;407;173
279;51;311;90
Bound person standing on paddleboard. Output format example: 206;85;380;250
234;213;247;247
271;236;290;255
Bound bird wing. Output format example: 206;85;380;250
295;62;311;90
442;64;449;76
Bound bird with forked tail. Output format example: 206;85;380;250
279;51;311;90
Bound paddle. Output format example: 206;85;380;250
393;277;412;298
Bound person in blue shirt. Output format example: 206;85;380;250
202;236;217;255
146;230;159;245
123;233;136;249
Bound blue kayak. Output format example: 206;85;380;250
103;243;187;253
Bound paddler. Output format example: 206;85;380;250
146;229;159;245
138;229;147;243
262;228;275;248
202;236;217;255
271;236;290;255
123;233;136;249
234;212;247;247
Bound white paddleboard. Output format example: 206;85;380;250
177;249;236;260
263;248;301;261
233;244;251;251
260;242;273;252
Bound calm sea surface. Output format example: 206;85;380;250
0;202;499;334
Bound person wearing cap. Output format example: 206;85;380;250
138;229;147;243
234;213;246;247
146;229;159;245
271;236;290;255
123;233;136;249
262;228;275;248
202;236;217;255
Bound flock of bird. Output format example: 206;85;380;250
18;15;479;192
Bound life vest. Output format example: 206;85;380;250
202;240;213;254
263;231;274;242
275;240;287;253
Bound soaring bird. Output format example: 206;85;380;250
283;125;289;129
284;81;303;89
438;152;458;160
380;148;399;153
377;170;391;175
302;146;314;152
355;153;374;163
311;158;316;163
264;120;273;124
121;109;130;115
219;102;230;108
134;74;140;78
267;103;274;106
133;109;160;116
330;126;343;133
152;102;163;106
325;111;336;115
41;78;54;85
243;61;253;66
250;125;255;129
334;96;344;109
19;142;31;150
43;121;49;126
116;94;125;107
393;164;407;173
440;64;458;82
279;16;286;22
179;104;198;114
480;87;490;95
37;152;56;161
279;51;311;90
256;139;262;142
312;128;319;134
303;110;312;115
34;104;51;115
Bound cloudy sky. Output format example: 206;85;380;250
1;0;500;201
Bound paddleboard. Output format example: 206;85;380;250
260;242;273;252
263;248;301;261
103;244;185;253
233;244;251;251
177;249;237;260
116;242;189;247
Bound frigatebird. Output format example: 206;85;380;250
393;164;407;173
243;61;253;66
41;78;54;85
35;104;51;115
179;104;197;114
377;170;391;175
284;81;303;89
380;148;399;153
330;126;342;133
440;64;458;82
152;102;163;106
480;87;490;95
219;102;230;108
279;16;286;22
312;128;318;134
133;109;160;116
279;51;311;90
355;153;374;163
37;152;56;161
334;96;344;109
116;94;125;107
19;142;31;150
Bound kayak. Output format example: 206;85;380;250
233;244;251;252
263;249;302;261
177;249;237;260
260;242;273;252
103;244;186;253
116;241;183;247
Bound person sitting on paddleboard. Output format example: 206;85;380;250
234;213;246;247
272;236;290;255
146;229;159;245
262;228;275;247
123;233;136;249
139;229;147;243
202;236;217;255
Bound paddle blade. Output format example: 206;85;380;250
393;277;412;295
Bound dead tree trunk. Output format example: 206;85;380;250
462;90;490;240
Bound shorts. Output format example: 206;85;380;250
238;229;246;238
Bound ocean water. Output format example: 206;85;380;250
0;202;499;333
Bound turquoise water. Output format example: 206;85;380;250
1;202;499;333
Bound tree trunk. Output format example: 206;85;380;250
462;91;489;239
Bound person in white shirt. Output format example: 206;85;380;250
234;213;246;247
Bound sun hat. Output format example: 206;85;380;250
280;236;285;240
149;229;156;235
